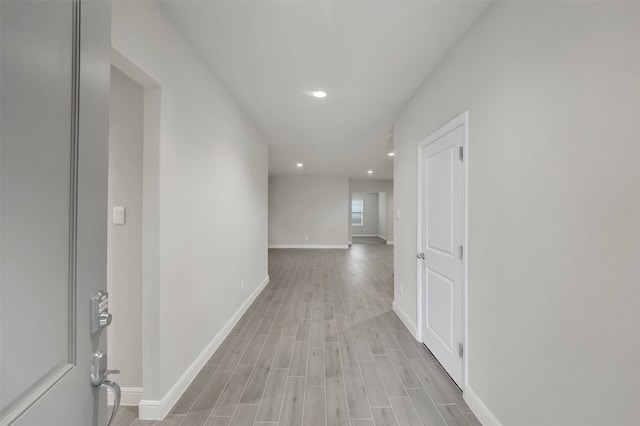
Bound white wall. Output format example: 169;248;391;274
269;175;349;247
378;192;387;239
107;67;143;390
393;2;640;425
349;180;394;243
112;0;269;407
352;192;378;236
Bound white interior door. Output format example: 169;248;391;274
418;114;466;388
1;1;112;424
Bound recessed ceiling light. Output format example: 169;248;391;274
388;152;395;157
367;170;373;175
296;163;303;168
312;90;327;98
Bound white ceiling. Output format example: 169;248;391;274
160;1;490;180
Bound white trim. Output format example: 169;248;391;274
352;234;384;238
416;111;469;388
462;112;470;394
137;399;162;420
463;385;503;426
386;241;394;245
392;301;417;337
138;275;270;420
111;47;160;91
268;244;348;249
108;387;143;407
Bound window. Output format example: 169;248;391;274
352;199;363;226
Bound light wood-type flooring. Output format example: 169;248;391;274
114;245;480;426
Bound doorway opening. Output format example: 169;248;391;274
107;65;144;407
107;49;161;410
351;191;388;245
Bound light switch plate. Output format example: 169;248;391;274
113;206;126;225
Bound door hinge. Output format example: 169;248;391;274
459;146;464;161
459;245;464;260
458;343;464;358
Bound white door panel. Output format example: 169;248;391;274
1;1;112;424
418;118;466;388
427;144;455;255
1;2;75;411
426;270;454;349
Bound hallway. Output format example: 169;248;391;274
114;246;479;426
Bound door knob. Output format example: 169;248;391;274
417;253;425;259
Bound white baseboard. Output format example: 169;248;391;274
386;241;394;245
108;387;143;407
463;385;503;426
353;234;389;241
268;244;348;249
392;300;417;337
138;275;270;420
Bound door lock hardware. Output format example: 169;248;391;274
417;252;425;259
90;290;112;334
90;351;120;386
99;312;112;329
91;351;121;426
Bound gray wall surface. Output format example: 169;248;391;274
107;67;143;389
113;0;269;401
349;180;394;243
352;192;378;236
393;2;640;425
269;175;349;247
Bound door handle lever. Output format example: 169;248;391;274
104;369;120;379
101;379;121;426
417;253;425;259
90;351;121;426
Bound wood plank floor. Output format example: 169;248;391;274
114;245;480;426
